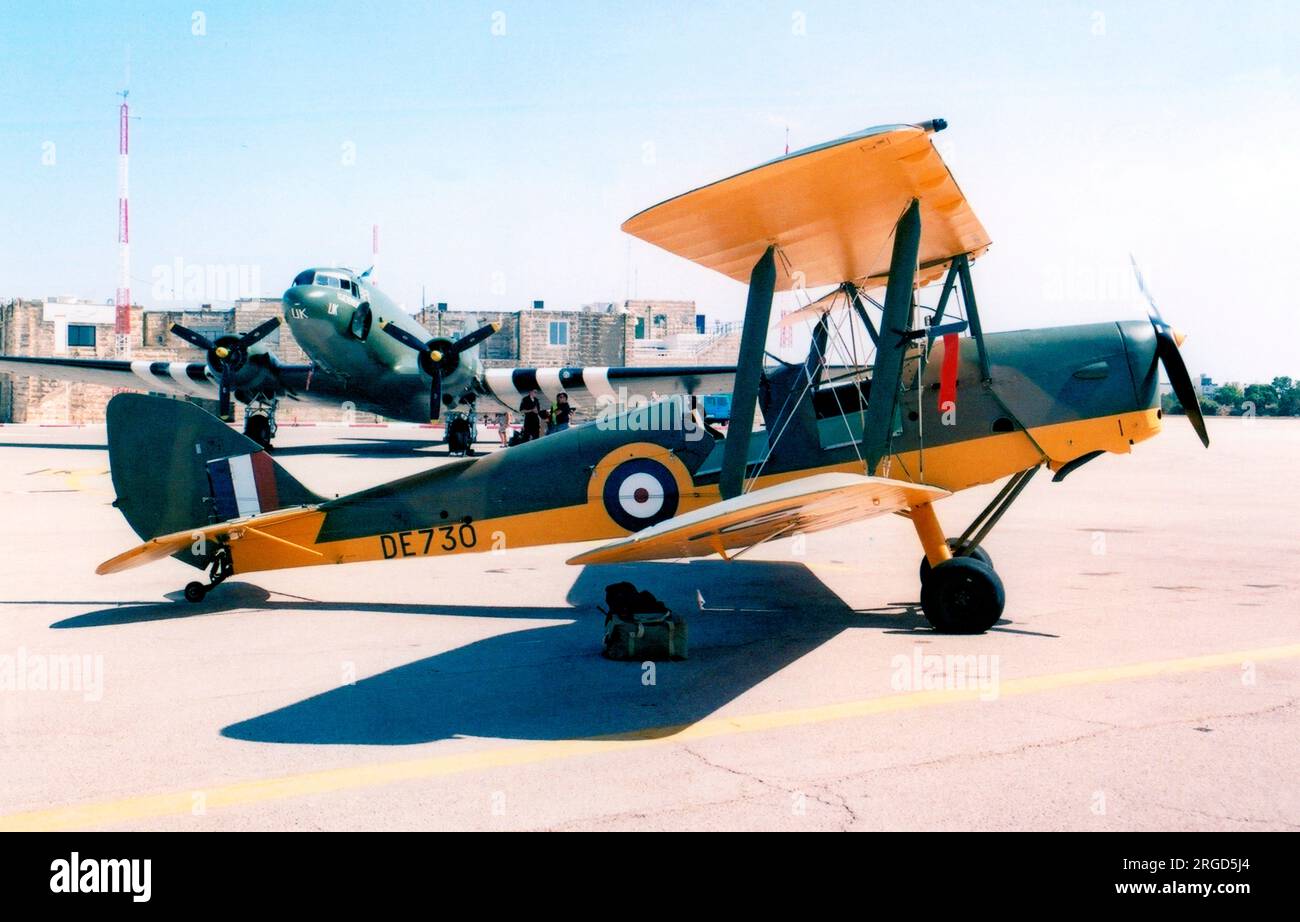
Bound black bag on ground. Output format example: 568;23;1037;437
600;582;687;661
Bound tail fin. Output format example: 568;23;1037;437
106;394;322;568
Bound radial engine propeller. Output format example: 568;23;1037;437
170;317;282;421
379;320;500;420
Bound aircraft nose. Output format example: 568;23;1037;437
1118;319;1160;409
282;285;309;316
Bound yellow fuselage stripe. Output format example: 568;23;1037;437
225;408;1161;574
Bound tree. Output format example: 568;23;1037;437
1243;383;1275;416
1214;384;1243;412
1278;380;1300;417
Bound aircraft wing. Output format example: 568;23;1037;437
567;472;948;565
0;354;327;403
484;364;735;407
0;355;221;398
622;121;989;292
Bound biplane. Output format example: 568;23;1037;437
94;119;1207;633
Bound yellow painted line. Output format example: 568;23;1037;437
3;642;1298;831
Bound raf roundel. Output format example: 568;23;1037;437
602;458;680;532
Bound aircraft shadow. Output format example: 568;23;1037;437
0;442;108;451
268;437;454;458
46;582;571;629
219;560;904;746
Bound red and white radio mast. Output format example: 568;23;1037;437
115;90;131;356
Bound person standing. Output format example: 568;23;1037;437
497;411;511;447
519;389;543;442
550;392;574;434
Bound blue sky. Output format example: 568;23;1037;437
1;0;1297;379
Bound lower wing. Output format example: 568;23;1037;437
568;472;948;565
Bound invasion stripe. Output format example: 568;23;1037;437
168;362;213;397
484;369;518;401
535;368;563;401
130;361;179;395
511;368;539;396
558;367;585;392
582;367;616;400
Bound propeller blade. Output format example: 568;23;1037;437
380;321;432;354
1130;254;1165;328
218;367;237;422
239;316;281;347
170;323;215;351
446;321;501;356
1132;255;1208;448
430;369;443;421
1155;330;1210;448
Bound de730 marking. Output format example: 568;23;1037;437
379;523;478;559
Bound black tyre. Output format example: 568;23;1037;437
920;557;1004;634
184;581;208;604
919;539;992;584
446;419;472;455
244;414;273;450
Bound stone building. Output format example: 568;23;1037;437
0;297;322;424
414;298;739;370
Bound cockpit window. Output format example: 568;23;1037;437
350;280;360;296
293;269;315;286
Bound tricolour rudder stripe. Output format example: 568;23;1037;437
207;451;283;519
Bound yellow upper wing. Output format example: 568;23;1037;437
568;472;948;566
621;122;989;292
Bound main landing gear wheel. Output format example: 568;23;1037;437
920;557;1005;634
184;581;208;603
244;414;273;450
919;539;993;584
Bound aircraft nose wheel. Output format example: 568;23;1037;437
920;557;1005;634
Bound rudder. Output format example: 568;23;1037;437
106;394;321;568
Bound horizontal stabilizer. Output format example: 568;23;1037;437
568;472;948;565
96;507;319;575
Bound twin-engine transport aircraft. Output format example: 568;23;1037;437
93;119;1206;633
0;267;736;448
